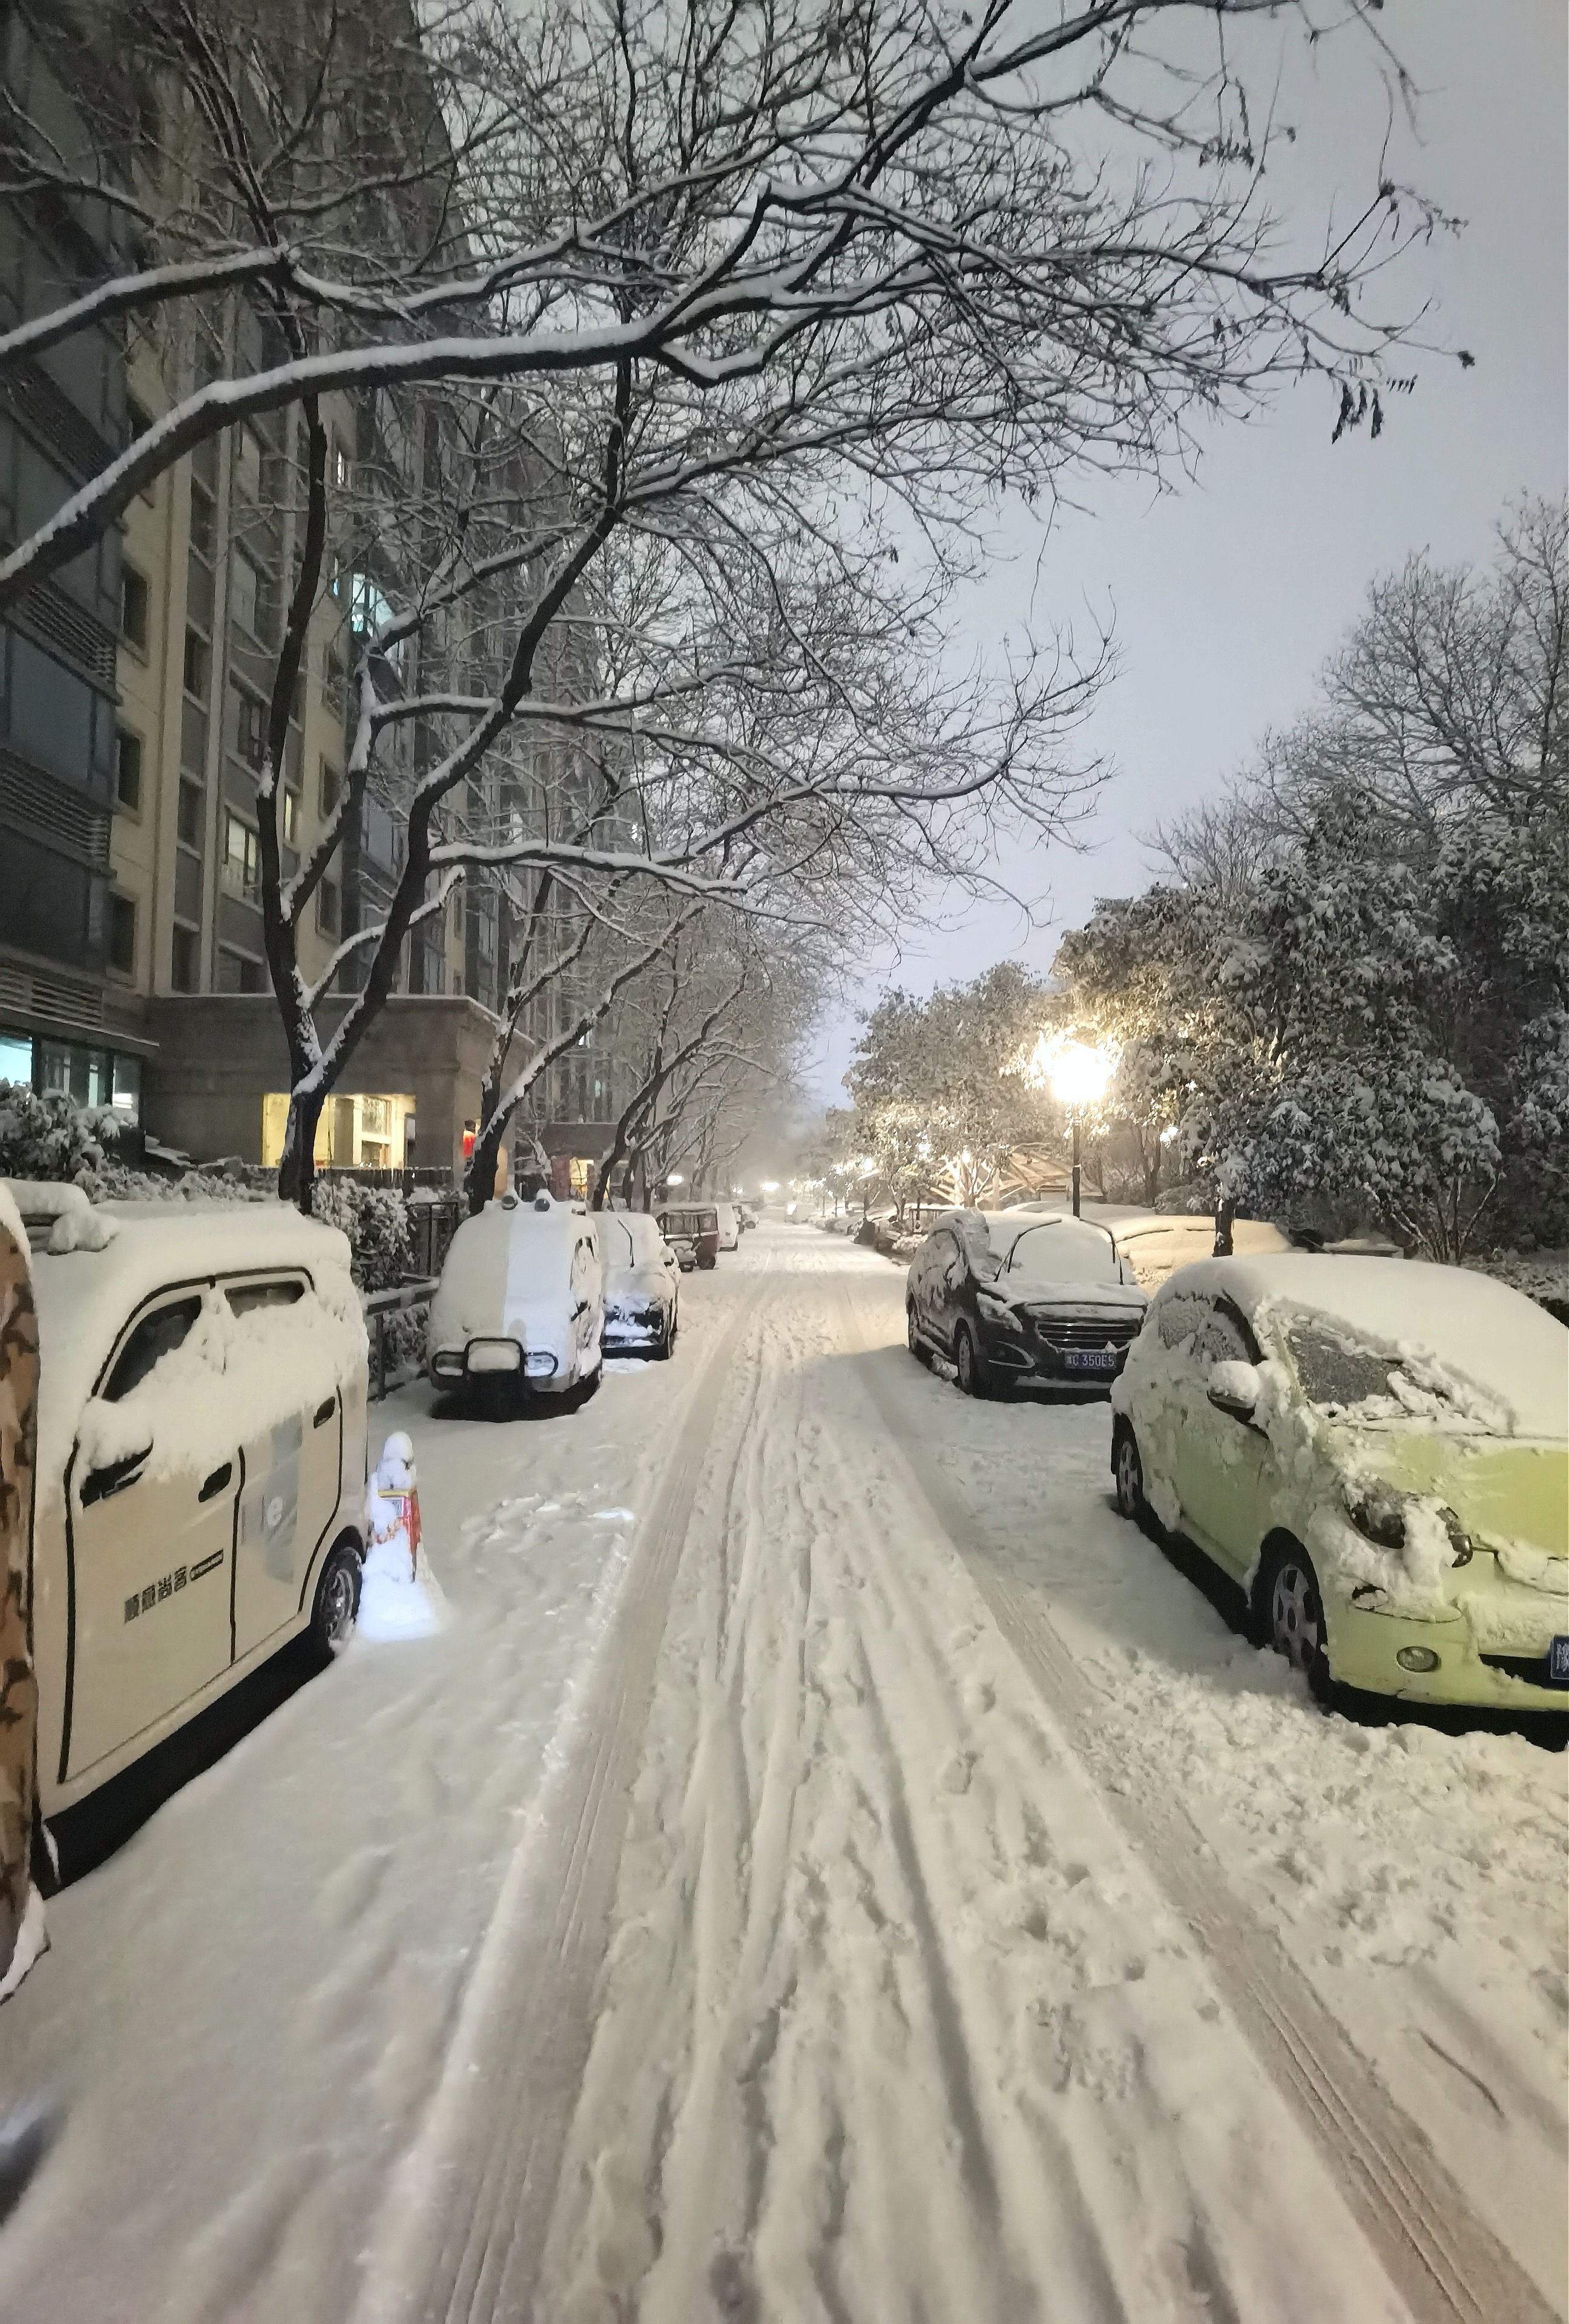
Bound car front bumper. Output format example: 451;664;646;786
1327;1583;1569;1712
978;1318;1135;1387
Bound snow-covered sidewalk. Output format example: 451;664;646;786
0;1224;1561;2323
0;1251;764;2323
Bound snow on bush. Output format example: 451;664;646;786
312;1181;413;1293
0;1083;116;1185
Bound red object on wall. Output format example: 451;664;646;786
462;1129;476;1159
550;1154;573;1200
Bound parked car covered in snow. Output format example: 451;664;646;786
7;1182;369;1825
906;1209;1148;1395
599;1209;680;1359
1111;1256;1569;1710
714;1201;741;1253
428;1192;604;1404
1105;1212;1291;1292
657;1204;719;1270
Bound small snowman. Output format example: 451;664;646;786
359;1431;445;1640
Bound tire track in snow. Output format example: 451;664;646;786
350;1259;774;2324
841;1281;1562;2324
537;1248;1413;2323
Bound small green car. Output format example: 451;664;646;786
1110;1255;1569;1710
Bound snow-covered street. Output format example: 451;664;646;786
0;1223;1563;2324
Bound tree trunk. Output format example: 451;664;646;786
277;1085;327;1215
466;1082;507;1215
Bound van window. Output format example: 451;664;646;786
226;1277;307;1318
103;1296;203;1402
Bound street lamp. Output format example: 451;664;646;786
665;1172;684;1186
1036;1036;1116;1218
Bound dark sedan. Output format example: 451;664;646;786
906;1209;1150;1396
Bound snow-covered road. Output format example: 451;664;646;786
0;1224;1562;2323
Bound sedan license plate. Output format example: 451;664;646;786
1066;1348;1119;1374
1549;1637;1569;1687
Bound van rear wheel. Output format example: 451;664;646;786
309;1542;361;1659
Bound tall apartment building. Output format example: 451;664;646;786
0;11;140;1116
1;6;634;1190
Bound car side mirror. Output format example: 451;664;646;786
1206;1359;1262;1423
77;1399;154;1505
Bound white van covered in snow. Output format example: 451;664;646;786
427;1192;604;1403
714;1201;741;1253
599;1209;680;1359
8;1184;369;1823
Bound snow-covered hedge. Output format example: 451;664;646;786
1;1085;417;1299
312;1180;413;1293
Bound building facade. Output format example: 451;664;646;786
0;8;634;1188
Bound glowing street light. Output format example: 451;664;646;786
760;1180;779;1192
1032;1034;1117;1218
665;1172;685;1186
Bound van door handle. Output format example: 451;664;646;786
80;1448;148;1506
198;1461;233;1503
312;1397;335;1428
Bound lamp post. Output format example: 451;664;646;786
1036;1037;1117;1219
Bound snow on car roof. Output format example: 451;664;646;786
1160;1254;1569;1440
8;1186;360;1496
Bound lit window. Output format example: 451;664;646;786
281;788;300;845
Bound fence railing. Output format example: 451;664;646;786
407;1194;464;1280
319;1166;455;1192
362;1276;438;1402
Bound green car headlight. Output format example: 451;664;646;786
1343;1477;1407;1549
1343;1481;1472;1567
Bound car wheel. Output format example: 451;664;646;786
907;1304;929;1365
1257;1537;1332;1700
654;1316;673;1360
1113;1426;1145;1521
954;1323;987;1398
309;1541;361;1659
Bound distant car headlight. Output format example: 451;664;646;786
1342;1480;1472;1566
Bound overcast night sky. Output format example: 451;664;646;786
804;0;1569;1111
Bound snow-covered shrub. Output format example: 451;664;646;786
0;1082;111;1184
312;1180;412;1292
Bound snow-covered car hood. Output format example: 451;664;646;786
987;1277;1148;1316
604;1261;673;1318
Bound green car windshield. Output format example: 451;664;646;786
1284;1318;1484;1429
